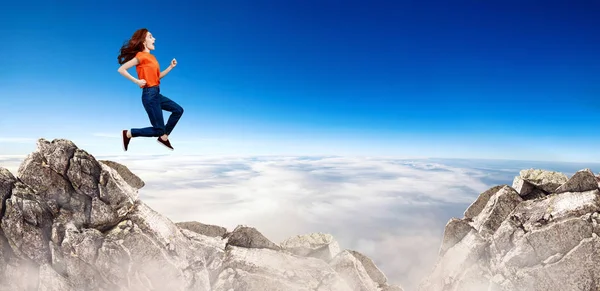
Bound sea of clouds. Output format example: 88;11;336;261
1;153;597;290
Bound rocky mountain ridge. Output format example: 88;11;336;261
418;167;600;290
0;138;403;291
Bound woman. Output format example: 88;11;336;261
117;28;184;151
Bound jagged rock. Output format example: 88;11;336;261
280;232;341;261
419;169;600;291
176;221;228;238
0;168;16;215
99;160;145;189
513;176;548;200
225;225;281;250
418;230;489;291
1;138;403;291
329;250;380;291
38;263;76;291
345;250;404;291
512;176;535;197
555;168;598;194
464;185;504;219
348;250;388;287
438;218;474;256
519;168;568;193
471;185;523;237
2;181;54;265
212;246;352;291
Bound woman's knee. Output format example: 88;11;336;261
154;127;165;136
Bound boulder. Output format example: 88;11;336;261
280;232;341;261
176;221;228;238
555;168;598;194
225;225;281;250
419;168;600;291
519;168;568;193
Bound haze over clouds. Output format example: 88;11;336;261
0;154;518;289
3;153;600;289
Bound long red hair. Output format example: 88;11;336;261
117;28;148;65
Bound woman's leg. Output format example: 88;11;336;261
159;93;184;138
130;87;166;137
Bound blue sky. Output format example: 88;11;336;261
1;0;599;161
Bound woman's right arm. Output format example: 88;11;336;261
117;57;144;86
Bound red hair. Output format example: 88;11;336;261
117;28;148;65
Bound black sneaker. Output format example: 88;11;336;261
122;130;131;151
157;137;174;150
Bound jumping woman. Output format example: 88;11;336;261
117;28;184;151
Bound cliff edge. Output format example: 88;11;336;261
0;138;403;291
419;167;600;290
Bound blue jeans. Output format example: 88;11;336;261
130;86;184;137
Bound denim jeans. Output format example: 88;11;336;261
130;86;184;137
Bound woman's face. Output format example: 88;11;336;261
144;31;156;50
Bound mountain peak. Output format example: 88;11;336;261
0;138;404;291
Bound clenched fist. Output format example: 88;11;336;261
136;79;147;87
170;58;177;68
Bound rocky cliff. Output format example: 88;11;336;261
0;138;403;291
419;168;600;291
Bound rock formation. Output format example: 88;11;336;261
419;168;600;291
0;138;403;291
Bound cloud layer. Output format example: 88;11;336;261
91;155;516;290
3;153;589;290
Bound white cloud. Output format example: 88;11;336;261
5;153;552;290
0;156;25;174
91;154;506;290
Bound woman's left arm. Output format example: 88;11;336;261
160;58;177;79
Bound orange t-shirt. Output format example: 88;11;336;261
135;51;160;88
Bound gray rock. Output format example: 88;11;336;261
464;185;505;219
555;168;598;194
419;169;600;291
471;185;523;237
438;218;474;256
2;182;54;265
519;168;568;193
280;232;341;261
0;167;16;216
329;250;380;291
212;246;352;291
99;160;145;189
512;176;536;198
348;250;389;287
38;263;76;291
225;225;281;250
176;221;228;238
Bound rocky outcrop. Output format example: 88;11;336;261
224;225;281;250
0;138;403;291
419;168;600;291
176;221;228;238
280;232;342;261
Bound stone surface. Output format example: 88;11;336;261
419;168;600;291
555;168;598;194
99;160;145;189
176;220;228;238
280;232;341;261
464;185;504;219
519;168;568;193
225;225;281;250
438;218;474;256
